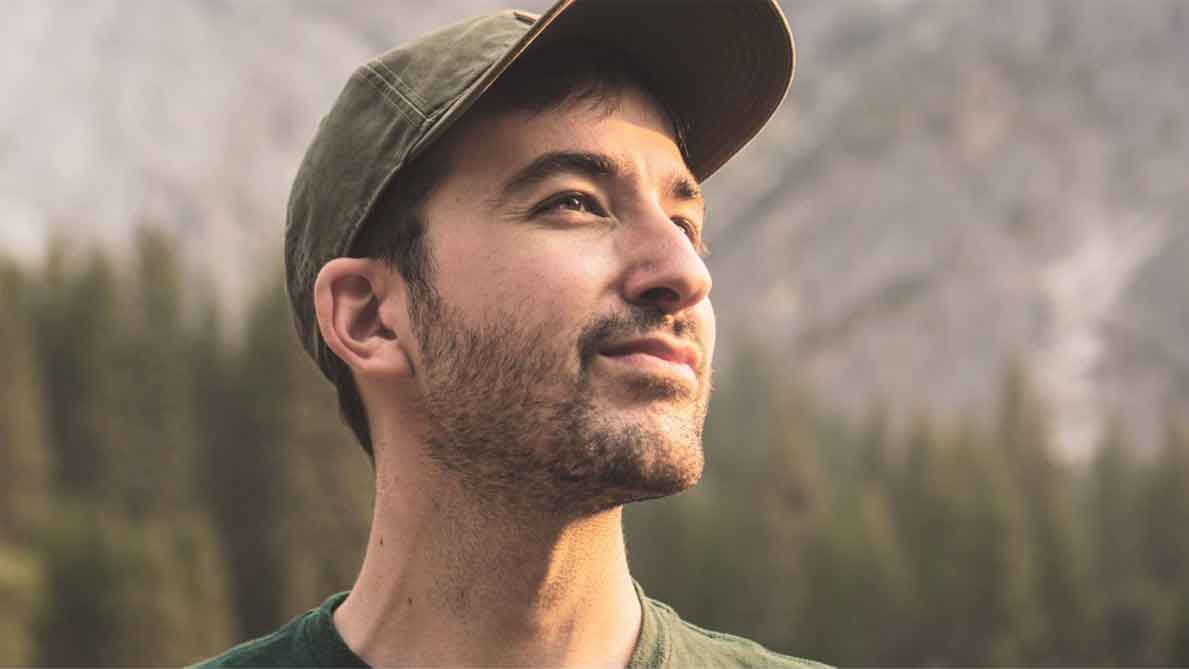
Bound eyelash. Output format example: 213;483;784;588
672;216;701;247
537;191;608;217
534;191;705;253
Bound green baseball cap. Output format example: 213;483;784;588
286;0;796;381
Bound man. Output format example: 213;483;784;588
200;0;824;666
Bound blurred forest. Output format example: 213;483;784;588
3;232;1189;666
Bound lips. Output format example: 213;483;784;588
599;336;700;372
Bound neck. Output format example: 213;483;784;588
333;447;643;668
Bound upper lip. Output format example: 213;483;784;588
599;335;700;370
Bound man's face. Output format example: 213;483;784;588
402;84;715;515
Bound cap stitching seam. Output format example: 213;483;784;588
369;59;431;111
420;98;453;128
415;28;525;120
417;52;503;120
359;64;427;121
340;182;378;254
358;65;426;121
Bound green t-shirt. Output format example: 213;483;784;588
194;585;827;668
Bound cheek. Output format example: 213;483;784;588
437;235;613;334
508;254;608;332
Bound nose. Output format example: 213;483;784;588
622;208;712;315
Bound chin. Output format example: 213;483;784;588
552;416;707;516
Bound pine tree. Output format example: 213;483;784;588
1166;583;1189;665
995;363;1093;663
0;545;44;666
1141;418;1189;591
35;247;126;501
1133;416;1189;664
189;285;250;642
121;228;236;659
854;401;892;487
37;504;233;665
202;277;293;638
759;379;825;652
0;262;52;543
891;414;967;664
1088;418;1164;664
116;227;201;516
799;487;911;665
948;418;1035;664
1090;419;1140;589
0;261;51;666
32;236;234;664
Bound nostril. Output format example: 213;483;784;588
639;286;681;307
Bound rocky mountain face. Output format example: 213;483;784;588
2;0;1185;458
707;0;1188;459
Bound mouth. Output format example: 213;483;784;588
598;336;700;382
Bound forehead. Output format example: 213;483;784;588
440;83;694;189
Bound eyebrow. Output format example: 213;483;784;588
498;150;703;206
501;151;615;198
668;173;703;206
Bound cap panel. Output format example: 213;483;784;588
369;11;533;122
285;67;428;370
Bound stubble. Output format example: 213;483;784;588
409;289;709;517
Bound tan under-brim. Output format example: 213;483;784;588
408;0;796;183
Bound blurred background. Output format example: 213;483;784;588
1;0;1187;665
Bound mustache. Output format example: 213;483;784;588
576;307;701;371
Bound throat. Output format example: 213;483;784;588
334;488;642;668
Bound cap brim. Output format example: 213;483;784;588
409;0;795;183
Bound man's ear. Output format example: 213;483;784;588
313;258;413;379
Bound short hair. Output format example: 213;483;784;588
337;44;688;457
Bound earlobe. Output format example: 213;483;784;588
313;258;413;379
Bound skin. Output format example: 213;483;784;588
313;83;715;667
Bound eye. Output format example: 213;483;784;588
537;192;607;217
672;216;699;243
673;216;710;257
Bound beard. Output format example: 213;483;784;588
407;286;709;517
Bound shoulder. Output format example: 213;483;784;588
190;593;354;669
644;596;831;669
190;617;312;669
191;629;303;668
